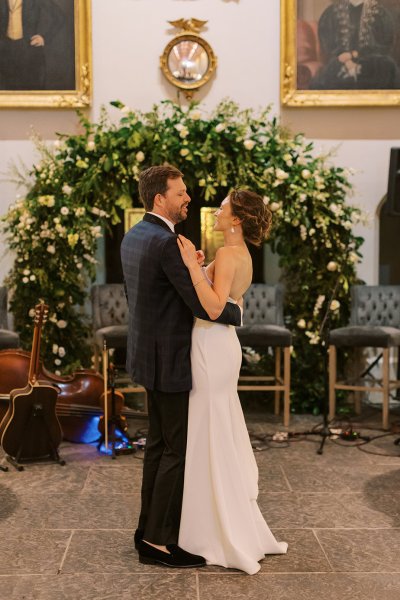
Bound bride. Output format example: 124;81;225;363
177;189;288;575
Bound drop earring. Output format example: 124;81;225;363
231;226;235;234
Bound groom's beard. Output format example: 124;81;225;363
169;203;189;224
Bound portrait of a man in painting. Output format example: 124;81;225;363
0;0;75;92
296;0;400;91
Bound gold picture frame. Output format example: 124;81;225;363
0;0;92;108
281;0;400;107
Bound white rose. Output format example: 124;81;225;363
58;347;66;357
299;193;307;202
276;168;289;180
62;184;73;196
243;139;256;151
57;320;67;329
22;277;29;283
54;359;61;366
121;105;130;114
349;252;359;263
23;269;30;275
180;148;190;157
61;206;69;215
29;274;36;281
179;128;189;139
297;319;306;329
301;169;311;179
87;141;96;151
136;151;145;163
29;308;35;318
52;344;58;354
269;202;280;212
215;123;226;133
330;300;341;311
327;261;338;272
190;110;202;120
47;245;56;254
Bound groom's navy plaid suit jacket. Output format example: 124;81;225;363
120;213;241;393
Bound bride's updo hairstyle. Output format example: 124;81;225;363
229;189;272;247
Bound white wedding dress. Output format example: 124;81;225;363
179;288;288;574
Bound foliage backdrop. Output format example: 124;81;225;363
2;100;364;411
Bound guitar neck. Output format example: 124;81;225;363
28;303;47;385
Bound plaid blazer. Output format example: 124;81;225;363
120;213;241;393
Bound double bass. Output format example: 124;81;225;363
0;302;62;462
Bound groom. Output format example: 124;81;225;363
121;165;241;568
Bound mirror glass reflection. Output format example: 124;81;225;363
168;40;209;83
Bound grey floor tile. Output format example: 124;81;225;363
257;494;304;528
82;464;143;494
281;463;400;493
315;529;400;572
300;491;400;528
0;530;71;575
0;573;197;600
0;464;90;494
198;573;400;600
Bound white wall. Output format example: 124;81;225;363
0;0;398;285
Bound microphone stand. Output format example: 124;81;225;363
313;278;341;455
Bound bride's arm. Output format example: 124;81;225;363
177;235;235;320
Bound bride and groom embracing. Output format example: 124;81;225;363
120;165;287;575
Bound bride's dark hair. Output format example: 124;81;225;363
229;189;272;247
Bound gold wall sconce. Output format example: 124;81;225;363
160;18;217;99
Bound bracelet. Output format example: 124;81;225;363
194;277;206;287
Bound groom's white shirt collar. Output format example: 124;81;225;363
147;212;175;232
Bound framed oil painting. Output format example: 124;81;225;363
0;0;91;108
281;0;400;106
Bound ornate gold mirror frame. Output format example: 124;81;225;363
160;19;217;98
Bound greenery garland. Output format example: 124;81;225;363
1;99;364;411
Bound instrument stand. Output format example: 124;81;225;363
97;367;135;460
298;279;368;454
4;404;66;471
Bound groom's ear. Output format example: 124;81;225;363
153;193;164;209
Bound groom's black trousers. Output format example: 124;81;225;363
138;389;189;545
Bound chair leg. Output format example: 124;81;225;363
274;347;282;416
354;391;362;415
382;347;390;430
94;346;100;372
329;345;337;421
283;346;290;428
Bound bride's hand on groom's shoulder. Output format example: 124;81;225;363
177;235;198;269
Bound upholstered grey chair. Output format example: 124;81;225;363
91;283;129;371
329;285;400;430
236;284;292;427
0;287;19;350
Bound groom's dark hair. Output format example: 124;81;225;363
139;164;183;211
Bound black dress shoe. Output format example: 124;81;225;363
166;544;206;565
134;528;143;550
138;540;206;568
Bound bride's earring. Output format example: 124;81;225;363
231;226;235;234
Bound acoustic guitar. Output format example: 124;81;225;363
0;302;62;460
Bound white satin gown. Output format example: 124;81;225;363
179;292;288;574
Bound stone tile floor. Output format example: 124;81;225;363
1;406;400;599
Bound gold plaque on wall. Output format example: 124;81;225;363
124;208;145;232
201;207;224;263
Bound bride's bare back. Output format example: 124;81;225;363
206;245;253;302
